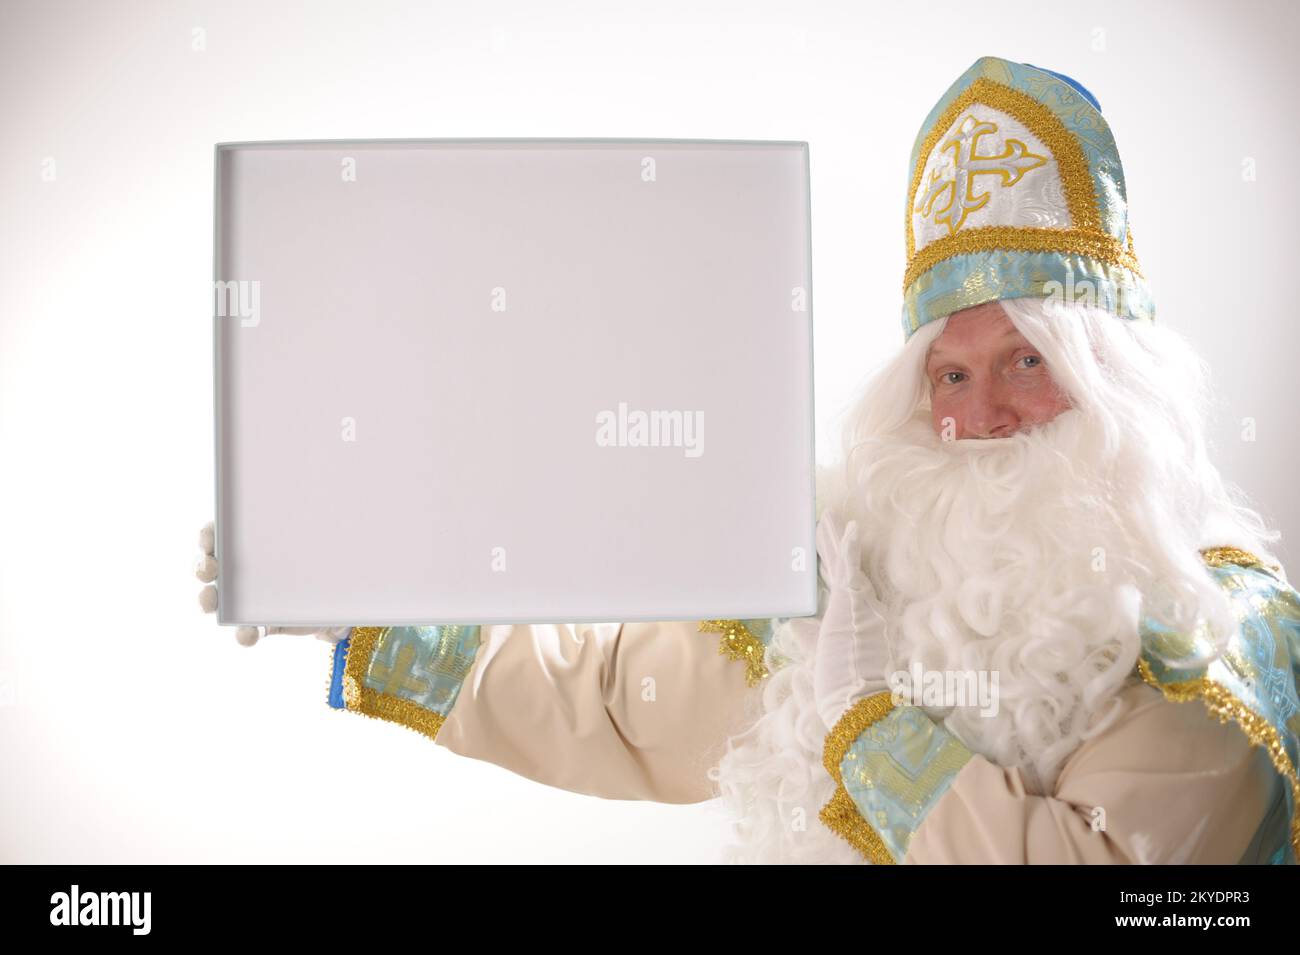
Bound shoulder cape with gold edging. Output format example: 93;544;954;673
813;545;1300;865
1138;546;1300;865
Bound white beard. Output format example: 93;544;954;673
836;403;1145;797
711;300;1275;864
712;402;1195;864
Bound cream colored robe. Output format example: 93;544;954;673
423;619;1286;864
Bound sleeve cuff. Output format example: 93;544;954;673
327;625;483;741
819;691;974;864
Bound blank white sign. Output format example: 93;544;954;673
214;139;815;626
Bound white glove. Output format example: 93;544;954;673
813;508;892;732
195;520;350;647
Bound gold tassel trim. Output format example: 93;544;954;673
699;619;770;687
818;691;899;865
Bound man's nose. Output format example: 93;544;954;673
962;379;1020;439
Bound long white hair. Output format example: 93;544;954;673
711;296;1281;864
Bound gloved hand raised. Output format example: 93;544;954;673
813;508;893;732
195;520;350;647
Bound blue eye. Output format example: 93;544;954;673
1017;355;1042;369
940;371;965;385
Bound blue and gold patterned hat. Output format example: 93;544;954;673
902;56;1154;340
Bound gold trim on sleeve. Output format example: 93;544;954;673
699;619;770;687
818;691;899;865
342;626;449;741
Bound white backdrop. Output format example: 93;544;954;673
1;0;1296;863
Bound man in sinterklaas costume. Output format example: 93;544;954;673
198;56;1299;865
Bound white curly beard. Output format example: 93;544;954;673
712;402;1185;864
709;296;1277;864
838;403;1146;796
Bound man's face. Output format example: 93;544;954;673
925;300;1072;439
